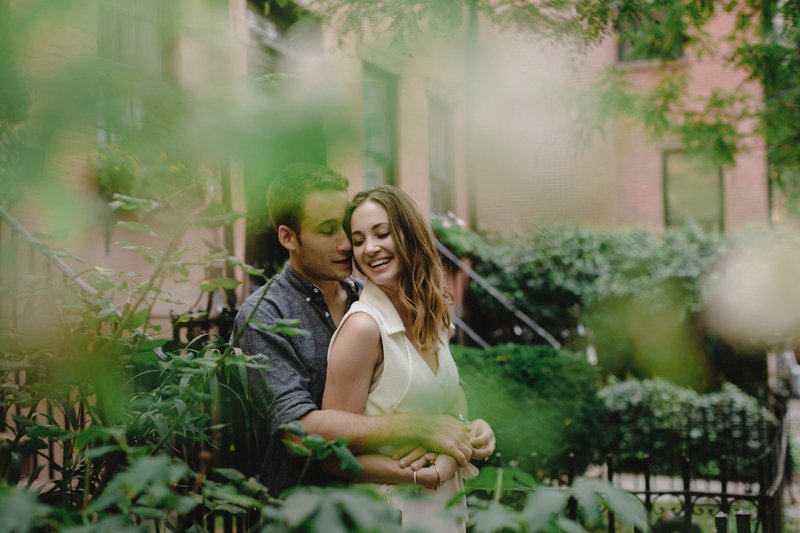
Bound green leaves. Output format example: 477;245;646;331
469;501;520;533
87;456;197;516
279;421;362;478
261;486;402;533
252;318;310;337
200;277;241;292
115;220;160;238
0;486;51;533
566;478;649;531
465;474;649;533
465;466;537;494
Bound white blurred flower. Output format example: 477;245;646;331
703;231;800;348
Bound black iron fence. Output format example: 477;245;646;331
0;207;95;487
556;390;789;532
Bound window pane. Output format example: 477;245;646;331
665;152;722;231
429;98;453;214
362;66;396;185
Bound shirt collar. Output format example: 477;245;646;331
283;262;359;299
361;280;405;335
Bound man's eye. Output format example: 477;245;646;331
320;227;335;236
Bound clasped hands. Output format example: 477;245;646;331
393;417;496;491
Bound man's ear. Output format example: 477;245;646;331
277;225;297;251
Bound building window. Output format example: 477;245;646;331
243;1;325;280
428;97;454;214
363;65;398;187
246;0;308;77
663;151;723;231
97;0;178;143
616;6;685;62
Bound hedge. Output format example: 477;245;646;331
598;378;777;480
452;343;603;480
435;222;767;395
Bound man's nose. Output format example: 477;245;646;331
336;230;351;252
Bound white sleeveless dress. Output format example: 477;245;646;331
328;280;467;532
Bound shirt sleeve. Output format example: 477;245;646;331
236;299;318;437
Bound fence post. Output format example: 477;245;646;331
715;511;728;533
643;453;652;515
606;453;615;533
682;455;693;532
567;453;577;520
735;510;751;533
720;454;728;514
758;455;768;531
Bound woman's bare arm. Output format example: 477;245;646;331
322;311;382;412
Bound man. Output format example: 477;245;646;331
232;163;493;496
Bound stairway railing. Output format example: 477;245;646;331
435;239;561;349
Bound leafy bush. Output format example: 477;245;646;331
435;221;766;394
431;212;485;258
453;343;603;480
598;378;777;480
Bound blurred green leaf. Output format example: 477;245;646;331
200;277;241;292
0;487;50;533
129;308;149;329
469;501;519;533
282;439;311;458
116;221;159;237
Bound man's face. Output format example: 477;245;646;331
291;190;353;284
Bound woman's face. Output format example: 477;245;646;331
350;199;400;289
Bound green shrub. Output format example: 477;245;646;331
435;222;766;394
598;378;777;480
453;343;603;480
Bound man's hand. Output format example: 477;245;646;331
396;413;472;466
468;418;496;461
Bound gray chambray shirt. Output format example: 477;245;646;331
231;263;361;496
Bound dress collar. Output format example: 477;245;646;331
361;280;405;335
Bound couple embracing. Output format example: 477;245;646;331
231;163;495;532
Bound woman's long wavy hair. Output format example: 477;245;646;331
346;186;451;353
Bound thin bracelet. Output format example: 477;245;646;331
432;462;442;491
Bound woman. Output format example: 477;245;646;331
322;186;494;531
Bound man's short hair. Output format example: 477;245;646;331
267;163;349;232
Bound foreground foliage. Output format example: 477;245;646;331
0;195;650;532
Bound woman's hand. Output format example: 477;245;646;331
413;454;458;490
394;445;439;471
468;418;496;461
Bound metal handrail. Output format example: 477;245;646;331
451;314;490;349
0;206;97;295
435;239;562;349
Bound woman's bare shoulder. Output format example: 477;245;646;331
338;310;380;339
